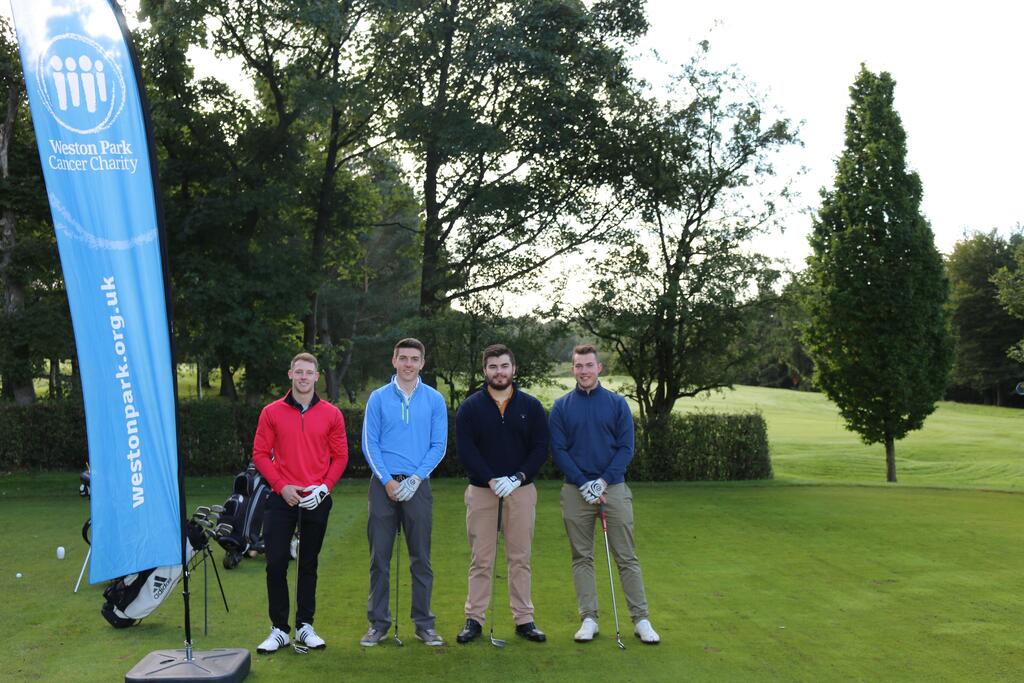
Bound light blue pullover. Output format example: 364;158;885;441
362;375;448;484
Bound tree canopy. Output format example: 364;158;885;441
578;47;797;425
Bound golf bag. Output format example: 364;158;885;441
101;521;207;628
215;463;271;569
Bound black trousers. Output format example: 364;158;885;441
264;492;332;633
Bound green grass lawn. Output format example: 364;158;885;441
535;380;1024;491
2;474;1023;682
1;385;1022;681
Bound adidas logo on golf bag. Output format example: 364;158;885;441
150;574;171;600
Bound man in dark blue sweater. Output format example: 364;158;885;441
550;344;660;644
455;344;550;644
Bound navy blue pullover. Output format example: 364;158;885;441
455;384;550;487
549;382;634;487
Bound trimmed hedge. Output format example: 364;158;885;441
630;411;773;481
0;399;771;482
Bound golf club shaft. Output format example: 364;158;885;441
393;502;403;644
600;505;625;648
489;497;505;646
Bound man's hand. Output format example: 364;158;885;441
492;475;521;498
385;479;402;501
395;475;422;502
280;484;303;506
298;483;329;510
578;479;607;505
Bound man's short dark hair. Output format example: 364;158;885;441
393;337;426;357
291;352;319;370
571;344;599;362
482;343;515;367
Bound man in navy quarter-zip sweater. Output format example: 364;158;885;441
360;338;448;647
550;344;660;645
455;344;550;644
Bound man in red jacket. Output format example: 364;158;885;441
253;353;349;653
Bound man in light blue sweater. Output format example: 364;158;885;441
360;338;448;647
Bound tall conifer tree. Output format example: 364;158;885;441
805;66;952;482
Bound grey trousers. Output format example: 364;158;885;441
366;477;436;631
560;482;649;623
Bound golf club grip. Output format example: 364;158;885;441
497;497;503;532
599;507;608;533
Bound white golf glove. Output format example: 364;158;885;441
395;475;422;502
493;474;521;498
579;479;607;504
298;484;329;510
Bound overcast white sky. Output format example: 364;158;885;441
639;0;1023;265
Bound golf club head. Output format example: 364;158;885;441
489;632;506;648
293;643;309;655
215;523;233;535
616;636;626;650
210;505;225;514
195;506;211;516
392;633;403;646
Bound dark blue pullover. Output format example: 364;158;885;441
549;382;634;487
455;384;549;487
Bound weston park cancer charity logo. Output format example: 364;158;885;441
36;33;126;135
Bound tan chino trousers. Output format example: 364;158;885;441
560;482;649;623
464;482;538;625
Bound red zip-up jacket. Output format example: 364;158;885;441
252;391;349;493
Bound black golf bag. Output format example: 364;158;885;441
101;520;207;628
215;463;271;569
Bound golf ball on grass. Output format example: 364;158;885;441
16;572;22;578
57;546;65;560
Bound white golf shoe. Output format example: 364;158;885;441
296;623;326;650
634;618;660;644
574;617;599;642
257;627;289;654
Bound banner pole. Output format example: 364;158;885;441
103;0;194;657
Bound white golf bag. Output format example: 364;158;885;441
101;521;205;628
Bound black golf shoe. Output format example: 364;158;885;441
515;622;546;642
456;618;482;643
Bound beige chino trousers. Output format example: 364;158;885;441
560;482;649;623
464;482;538;625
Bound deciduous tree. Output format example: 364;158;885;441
804;66;953;482
578;47;797;426
946;230;1024;405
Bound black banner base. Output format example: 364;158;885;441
125;648;250;682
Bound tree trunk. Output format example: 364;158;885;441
884;435;897;483
0;82;34;406
49;357;62;399
219;360;237;399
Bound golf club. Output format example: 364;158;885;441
293;506;308;654
392;502;403;646
489;497;506;648
599;504;626;650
